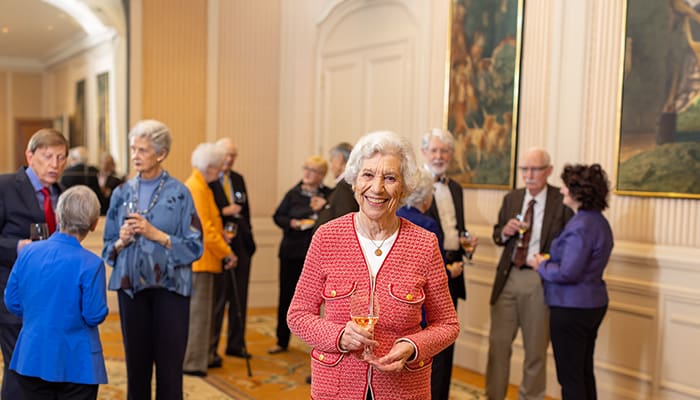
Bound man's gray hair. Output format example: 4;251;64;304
421;128;455;151
128;120;172;158
344;131;420;206
56;185;100;236
191;142;225;173
68;146;89;165
330;142;353;164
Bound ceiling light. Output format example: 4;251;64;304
1;27;8;34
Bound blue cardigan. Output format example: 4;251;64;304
5;233;108;384
537;210;614;308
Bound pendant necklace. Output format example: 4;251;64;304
370;237;388;256
134;171;168;215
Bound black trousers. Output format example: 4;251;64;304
0;266;22;400
12;370;98;400
550;305;607;400
211;247;251;356
276;258;304;348
118;289;190;400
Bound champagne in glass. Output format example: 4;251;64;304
515;213;529;247
350;288;380;360
224;222;238;240
29;223;49;241
460;230;475;264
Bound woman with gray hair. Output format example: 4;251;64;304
102;120;203;400
5;186;107;399
288;131;459;400
183;143;236;376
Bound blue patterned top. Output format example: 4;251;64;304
102;173;203;297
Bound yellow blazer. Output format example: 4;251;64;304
185;169;230;273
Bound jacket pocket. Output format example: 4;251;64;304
310;348;344;397
388;283;425;305
322;281;356;301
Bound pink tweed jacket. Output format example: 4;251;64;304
287;213;460;400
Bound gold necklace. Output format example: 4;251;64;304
355;214;397;256
370;237;389;256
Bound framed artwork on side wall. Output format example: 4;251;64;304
445;0;524;189
70;79;86;147
616;0;700;198
97;72;110;155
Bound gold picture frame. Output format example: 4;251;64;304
444;0;524;189
615;0;700;199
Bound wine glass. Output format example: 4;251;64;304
233;191;247;205
459;230;475;264
125;200;138;220
29;223;49;241
350;288;380;360
224;222;238;241
516;213;530;247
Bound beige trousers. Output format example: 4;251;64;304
183;271;216;373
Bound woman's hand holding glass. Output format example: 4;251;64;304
349;289;380;360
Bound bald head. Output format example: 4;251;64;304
216;138;238;171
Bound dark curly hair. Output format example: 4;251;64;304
560;163;609;211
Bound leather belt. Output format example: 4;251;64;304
511;262;532;270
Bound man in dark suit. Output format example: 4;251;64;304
209;138;256;364
485;147;574;400
422;128;478;400
314;142;358;229
0;128;68;399
60;146;106;212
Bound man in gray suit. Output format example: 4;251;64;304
486;147;574;400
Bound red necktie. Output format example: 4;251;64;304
40;187;56;234
513;199;535;267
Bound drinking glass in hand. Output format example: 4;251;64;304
233;191;247;205
224;222;238;241
515;213;530;247
460;230;475;264
125;200;138;220
350;288;380;360
29;223;50;241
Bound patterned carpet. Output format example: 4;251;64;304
0;311;486;399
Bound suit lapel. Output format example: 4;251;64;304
15;169;45;221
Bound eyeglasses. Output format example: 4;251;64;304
302;166;322;175
518;165;549;173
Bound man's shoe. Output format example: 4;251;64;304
183;370;207;377
305;375;312;384
226;349;252;359
267;345;287;354
208;355;223;368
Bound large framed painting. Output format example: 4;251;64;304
445;0;524;189
616;0;700;198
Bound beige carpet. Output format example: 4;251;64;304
0;312;486;399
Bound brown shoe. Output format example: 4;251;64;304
267;345;287;354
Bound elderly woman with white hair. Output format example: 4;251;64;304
183;142;237;376
102;120;203;400
287;131;459;400
6;185;107;399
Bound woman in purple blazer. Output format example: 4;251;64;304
530;164;613;400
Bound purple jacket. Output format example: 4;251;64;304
537;210;613;308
